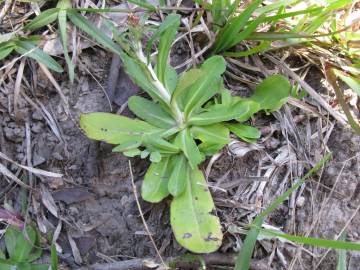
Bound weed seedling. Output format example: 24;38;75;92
79;14;290;252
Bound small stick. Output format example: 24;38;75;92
128;161;168;269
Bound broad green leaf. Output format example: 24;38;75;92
123;148;141;157
80;112;161;144
0;258;15;270
0;43;15;60
141;157;171;202
150;151;162;162
175;129;204;169
248;75;290;112
170;168;222;253
58;10;75;83
168;154;188;196
198;142;225;156
213;0;262;53
67;10;123;56
128;96;176;128
5;225;37;263
190;124;230;145
334;69;360;96
24;8;59;30
143;134;180;154
188;100;260;125
156;14;180;85
226;123;260;143
171;68;204;106
14;41;63;73
183;56;226;116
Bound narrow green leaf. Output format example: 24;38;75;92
188;100;260;125
0;43;15;60
170;167;222;253
248;74;290;112
213;0;262;53
175;129;204;169
24;8;59;30
141;157;171;202
128;96;176;128
152;14;180;85
234;218;263;270
183;56;226;116
14;41;63;73
164;65;178;94
337;233;347;270
127;0;156;11
58;10;75;83
80;112;161;144
168;154;188;196
121;52;170;104
51;243;58;270
334;69;360;96
190;124;230;146
67;10;123;56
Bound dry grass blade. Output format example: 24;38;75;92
0;151;63;178
0;162;32;189
13;58;26;116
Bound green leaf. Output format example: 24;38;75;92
14;41;63;73
175;129;204;169
51;243;58;270
171;68;204;106
213;0;262;53
164;65;178;94
128;96;176;129
334;69;360;96
198;142;225;156
123;148;141;157
183;56;226;116
248;75;290;112
112;141;142;152
5;225;37;263
170;167;222;253
80;112;161;144
0;43;15;60
168;154;188;196
150;151;162;162
127;0;156;11
188;100;260;125
24;8;59;30
337;233;347;270
143;134;180;154
121;53;170;104
190;124;230;146
226;123;260;143
67;10;123;56
141;157;171;202
0;258;15;270
58;10;75;83
156;14;180;85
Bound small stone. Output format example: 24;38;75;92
296;196;305;208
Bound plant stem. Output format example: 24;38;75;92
136;43;184;126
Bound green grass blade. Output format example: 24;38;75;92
58;10;75;83
24;8;59;30
14;41;63;73
337;233;347;270
223;41;270;57
67;10;123;56
262;229;360;251
213;0;262;53
235;153;331;270
127;0;156;11
50;243;58;270
0;43;15;60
